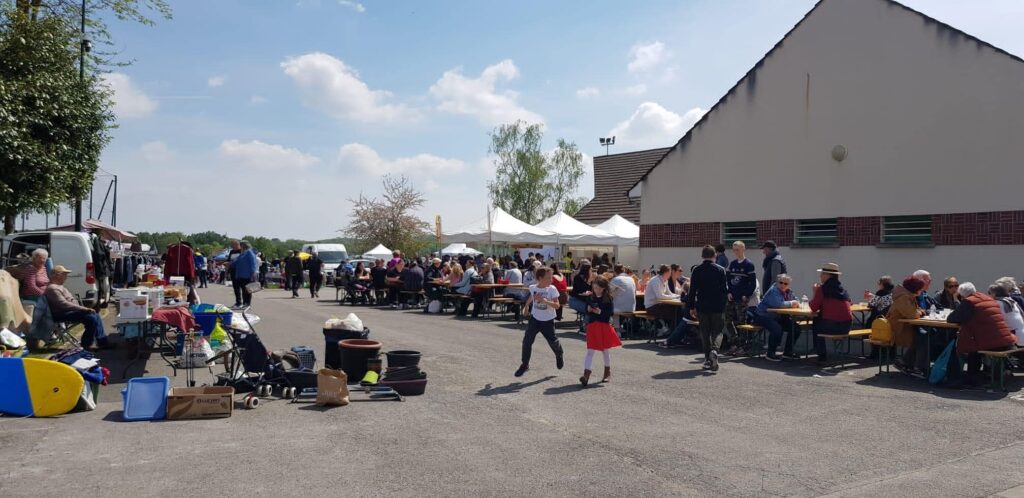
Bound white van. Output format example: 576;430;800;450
2;231;111;309
300;243;348;285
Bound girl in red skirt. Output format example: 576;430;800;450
580;276;622;386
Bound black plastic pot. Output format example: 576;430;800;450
381;378;428;396
383;366;423;381
386;350;421;368
339;339;382;383
323;327;371;369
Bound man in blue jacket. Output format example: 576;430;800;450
725;241;758;355
232;240;258;307
688;245;729;372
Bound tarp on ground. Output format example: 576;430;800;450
50;219;137;242
439;243;482;256
593;215;639;246
443;207;556;244
535;212;629;245
362;244;392;259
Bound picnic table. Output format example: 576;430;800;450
900;317;959;374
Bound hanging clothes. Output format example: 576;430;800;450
164;242;196;283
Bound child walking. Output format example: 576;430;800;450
580;276;622;386
516;267;565;377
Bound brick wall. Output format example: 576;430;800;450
837;217;881;246
640;210;1024;248
757;220;794;246
933;211;1024;245
640;222;721;248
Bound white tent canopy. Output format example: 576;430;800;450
443;207;556;244
440;243;482;256
535;212;628;245
362;243;392;259
593;214;640;246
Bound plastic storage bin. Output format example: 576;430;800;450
122;376;170;421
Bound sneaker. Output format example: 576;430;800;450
765;354;782;362
391;304;398;309
702;360;712;370
781;352;799;360
710;351;720;372
556;355;564;370
515;364;529;377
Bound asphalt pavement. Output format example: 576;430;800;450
2;283;1024;497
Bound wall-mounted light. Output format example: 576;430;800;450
831;144;847;163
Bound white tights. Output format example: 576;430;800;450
584;349;611;371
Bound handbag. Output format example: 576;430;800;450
245;281;262;294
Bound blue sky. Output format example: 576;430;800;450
34;0;1023;240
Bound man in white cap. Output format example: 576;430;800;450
45;265;109;350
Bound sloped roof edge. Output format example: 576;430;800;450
626;0;1024;195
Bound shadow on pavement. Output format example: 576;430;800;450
476;376;555;396
651;369;713;380
543;382;602;395
855;374;1017;401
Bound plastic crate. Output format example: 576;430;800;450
290;346;316;370
122;377;170;421
194;311;233;335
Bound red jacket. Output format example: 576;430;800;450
165;243;196;283
953;293;1016;354
809;285;852;322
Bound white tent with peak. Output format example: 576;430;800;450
439;243;482;256
443;207;556;244
593;214;640;246
534;211;628;245
362;243;393;259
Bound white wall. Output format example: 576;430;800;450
640;0;1024;225
641;245;1024;301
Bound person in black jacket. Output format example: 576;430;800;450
687;245;729;372
423;258;445;312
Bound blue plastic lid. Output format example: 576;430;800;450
291;346;313;353
123;377;170;421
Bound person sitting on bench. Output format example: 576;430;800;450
45;265;108;350
947;282;1017;386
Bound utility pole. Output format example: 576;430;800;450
74;0;87;232
112;175;118;226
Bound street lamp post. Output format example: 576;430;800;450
74;0;91;232
598;136;616;156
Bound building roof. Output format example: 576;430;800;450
574;147;670;225
627;0;1024;194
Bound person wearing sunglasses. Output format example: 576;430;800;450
936;276;962;310
752;274;800;361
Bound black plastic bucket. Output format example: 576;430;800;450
339;339;382;383
386;350;422;368
323;328;370;369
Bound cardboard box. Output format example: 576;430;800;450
118;294;149;319
166;386;234;420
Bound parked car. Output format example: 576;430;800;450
301;243;348;285
2;231;112;309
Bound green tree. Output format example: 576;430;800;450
487;121;588;224
0;8;113;233
344;175;429;255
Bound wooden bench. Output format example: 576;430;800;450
980;347;1022;391
864;338;895;374
818;329;872;359
614;311;636;339
734;324;765;357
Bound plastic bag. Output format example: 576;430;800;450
1;328;26;349
339;313;363;332
427;300;442;314
929;340;961;386
184;338;215;368
315;368;350;406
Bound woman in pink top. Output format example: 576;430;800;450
16;248;50;299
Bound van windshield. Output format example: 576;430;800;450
318;251;347;263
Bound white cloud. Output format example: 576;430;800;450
281;52;419;123
338;0;365;12
338;143;464;176
609;102;706;149
218;139;321;171
623;84;647;96
207;75;226;88
100;73;157;119
250;95;267;105
429;59;543;127
575;87;599;99
140;141;172;163
628;41;670;73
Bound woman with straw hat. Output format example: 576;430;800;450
809;262;853;365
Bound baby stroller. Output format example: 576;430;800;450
338;273;369;305
208;310;318;409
